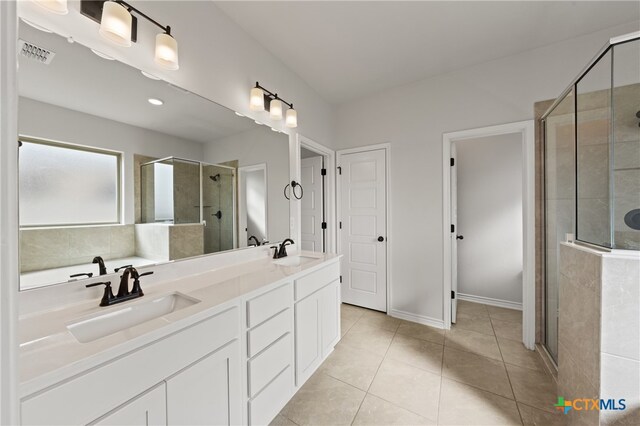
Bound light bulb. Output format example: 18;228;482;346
270;99;283;120
286;107;298;128
250;87;265;111
32;0;68;15
99;1;132;47
155;32;179;71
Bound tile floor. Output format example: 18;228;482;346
272;300;566;426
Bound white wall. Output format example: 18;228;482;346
19;98;204;224
335;21;640;325
204;127;290;244
17;1;335;149
456;133;523;305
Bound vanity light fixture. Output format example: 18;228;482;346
82;0;179;70
148;98;164;106
249;82;298;128
32;0;68;15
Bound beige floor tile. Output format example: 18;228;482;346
270;414;298;426
341;325;395;356
492;317;523;341
386;334;443;375
352;394;435;425
445;328;503;361
487;306;523;323
396;321;445;345
518;403;567;426
341;317;356;337
457;300;490;319
438;378;522;425
368;358;441;422
498;338;546;372
280;372;365;425
453;314;495;335
318;342;384;391
442;346;514;399
506;364;557;413
341;303;367;323
354;310;402;332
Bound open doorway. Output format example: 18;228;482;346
443;121;535;349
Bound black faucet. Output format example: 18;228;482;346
92;256;107;276
86;267;153;307
271;239;295;259
70;272;93;279
248;235;260;246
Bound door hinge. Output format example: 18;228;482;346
451;290;455;299
339;221;342;229
451;224;455;233
337;166;342;175
340;275;343;283
450;158;455;167
321;222;327;229
321;168;327;176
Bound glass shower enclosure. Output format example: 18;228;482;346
140;157;237;254
542;34;640;363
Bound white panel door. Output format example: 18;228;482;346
339;149;387;312
451;144;458;324
301;156;324;252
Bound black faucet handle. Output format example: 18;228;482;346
114;264;133;273
86;281;115;307
131;271;153;295
70;272;93;279
270;245;279;259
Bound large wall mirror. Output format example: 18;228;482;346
18;21;290;290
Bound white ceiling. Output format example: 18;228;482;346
215;1;640;104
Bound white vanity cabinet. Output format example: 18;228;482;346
293;262;341;386
91;383;167;426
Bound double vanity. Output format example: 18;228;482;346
19;250;341;425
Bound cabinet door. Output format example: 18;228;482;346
321;280;341;357
91;383;166;426
294;293;321;386
166;340;242;425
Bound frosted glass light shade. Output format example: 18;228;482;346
33;0;68;15
99;1;132;47
250;87;265;111
155;33;179;70
286;108;298;128
270;99;283;120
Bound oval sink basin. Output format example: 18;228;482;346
67;292;200;343
274;255;321;267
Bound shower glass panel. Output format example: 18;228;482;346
202;164;236;253
544;89;575;363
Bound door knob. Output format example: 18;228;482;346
456;235;464;240
377;236;385;242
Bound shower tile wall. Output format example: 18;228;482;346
203;164;235;254
169;224;204;260
173;160;200;224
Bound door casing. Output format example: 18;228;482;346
442;121;535;350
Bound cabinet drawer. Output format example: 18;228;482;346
247;333;292;398
247;308;291;358
248;366;293;426
21;307;239;426
246;283;292;328
294;262;340;301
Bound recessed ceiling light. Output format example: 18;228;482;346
235;111;245;117
254;120;263;126
271;128;279;132
90;48;115;61
141;70;161;80
148;98;164;106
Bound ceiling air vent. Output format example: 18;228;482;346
18;39;55;65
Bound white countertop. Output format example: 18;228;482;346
19;251;340;397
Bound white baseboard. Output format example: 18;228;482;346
457;293;522;311
388;309;445;329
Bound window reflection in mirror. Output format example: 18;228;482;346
17;20;290;290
